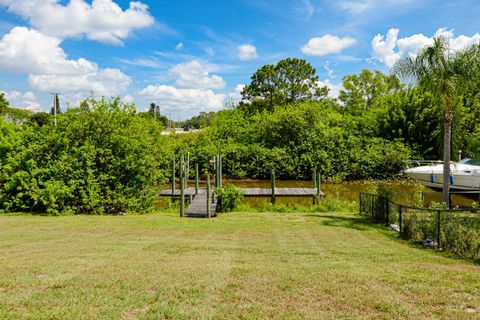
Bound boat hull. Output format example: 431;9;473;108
404;164;480;191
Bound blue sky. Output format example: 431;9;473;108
1;0;480;119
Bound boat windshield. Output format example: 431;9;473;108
458;158;480;166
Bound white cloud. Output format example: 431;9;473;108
372;28;480;67
139;85;225;112
0;27;96;74
302;35;357;56
169;60;226;90
175;42;184;50
228;84;245;100
0;27;131;96
237;44;258;61
318;80;343;98
28;68;132;96
123;94;135;104
324;61;334;78
0;0;154;45
2;90;41;112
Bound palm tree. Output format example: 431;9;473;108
393;37;480;206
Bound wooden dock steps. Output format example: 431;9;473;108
184;191;217;218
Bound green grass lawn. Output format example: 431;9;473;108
0;212;479;319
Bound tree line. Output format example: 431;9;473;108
1;36;479;214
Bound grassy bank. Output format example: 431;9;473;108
1;212;479;319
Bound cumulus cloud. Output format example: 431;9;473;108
0;27;131;96
169;60;226;90
28;68;131;96
0;0;154;45
228;84;245;101
302;35;357;56
2;90;41;112
123;94;135;104
237;44;258;61
318;80;343;98
372;28;480;67
139;85;225;112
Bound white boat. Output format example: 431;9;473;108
403;159;480;190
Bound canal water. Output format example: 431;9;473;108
159;179;479;208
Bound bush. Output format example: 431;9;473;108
0;98;169;215
214;184;244;212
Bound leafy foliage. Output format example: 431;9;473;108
0;98;170;215
214;184;244;212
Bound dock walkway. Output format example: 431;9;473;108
160;187;324;218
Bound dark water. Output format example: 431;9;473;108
158;179;480;208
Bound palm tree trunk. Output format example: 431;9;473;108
442;109;453;206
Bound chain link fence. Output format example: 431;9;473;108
360;192;480;261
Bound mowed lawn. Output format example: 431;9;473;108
0;212;479;319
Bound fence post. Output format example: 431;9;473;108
385;198;390;226
207;173;211;219
436;210;441;249
271;169;276;205
359;193;363;214
398;205;403;235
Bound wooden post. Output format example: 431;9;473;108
318;172;322;194
271;169;276;205
207;173;211;219
172;158;176;195
219;154;222;188
315;172;321;205
195;163;199;195
436;210;441;249
186;152;190;188
180;160;185;217
313;169;317;188
215;154;218;188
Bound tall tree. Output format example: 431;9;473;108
148;102;161;119
393;37;480;205
275;58;321;104
339;69;403;114
241;64;278;110
241;58;326;110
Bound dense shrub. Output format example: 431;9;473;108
0;98;169;215
214;184;244;212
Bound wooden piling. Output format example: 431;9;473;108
271;169;276;205
313;169;317;189
207;173;211;218
195;163;199;195
315;172;321;205
172;158;176;195
180;158;185;217
219;154;222;188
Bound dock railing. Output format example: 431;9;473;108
360;192;480;261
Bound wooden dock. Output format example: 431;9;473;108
160;187;323;198
160;187;324;218
185;190;218;218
